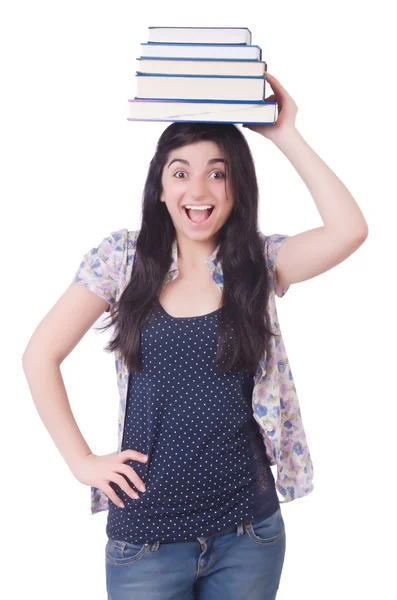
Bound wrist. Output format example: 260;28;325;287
270;126;303;149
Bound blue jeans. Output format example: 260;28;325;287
105;507;286;599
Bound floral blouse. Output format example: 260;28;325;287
72;228;314;515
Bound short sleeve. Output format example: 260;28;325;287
72;229;127;312
262;233;290;298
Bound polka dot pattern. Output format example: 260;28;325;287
106;299;279;544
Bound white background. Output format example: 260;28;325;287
2;1;396;598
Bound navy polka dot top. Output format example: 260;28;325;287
106;298;280;544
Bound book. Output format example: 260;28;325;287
140;43;262;61
147;26;252;45
136;57;267;77
135;73;266;102
127;26;274;124
127;99;277;124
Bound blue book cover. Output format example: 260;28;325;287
132;98;267;104
140;43;262;61
135;73;265;79
126;98;277;125
134;73;268;103
136;56;268;75
137;57;266;64
148;27;252;45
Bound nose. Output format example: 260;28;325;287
187;176;209;201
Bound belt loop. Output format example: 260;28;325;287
150;541;160;551
237;523;244;536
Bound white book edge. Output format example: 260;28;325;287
126;100;277;124
147;27;252;45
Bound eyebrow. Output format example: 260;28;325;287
167;158;226;169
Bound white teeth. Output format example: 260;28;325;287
184;205;213;210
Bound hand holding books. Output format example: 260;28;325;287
242;72;298;141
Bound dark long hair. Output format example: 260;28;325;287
96;122;278;374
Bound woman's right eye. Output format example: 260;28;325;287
174;171;186;178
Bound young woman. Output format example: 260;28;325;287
22;73;368;599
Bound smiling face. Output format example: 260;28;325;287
160;140;234;242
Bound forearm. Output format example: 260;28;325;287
22;357;93;474
272;128;368;237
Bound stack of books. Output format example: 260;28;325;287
127;27;277;125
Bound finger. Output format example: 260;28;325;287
118;462;147;493
242;124;262;133
265;72;290;97
132;450;148;463
113;473;140;499
102;483;126;508
119;449;148;463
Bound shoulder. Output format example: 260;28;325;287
75;228;135;272
127;229;140;245
107;229;140;267
258;230;288;260
259;233;288;267
99;228;137;255
258;231;290;298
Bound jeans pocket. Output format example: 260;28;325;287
105;538;150;566
245;508;285;546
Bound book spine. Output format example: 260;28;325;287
148;27;251;30
135;73;265;79
147;27;252;44
137;57;266;64
131;97;267;104
143;43;261;48
137;57;267;70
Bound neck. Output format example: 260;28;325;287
175;232;217;270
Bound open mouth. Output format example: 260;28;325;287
184;206;215;225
